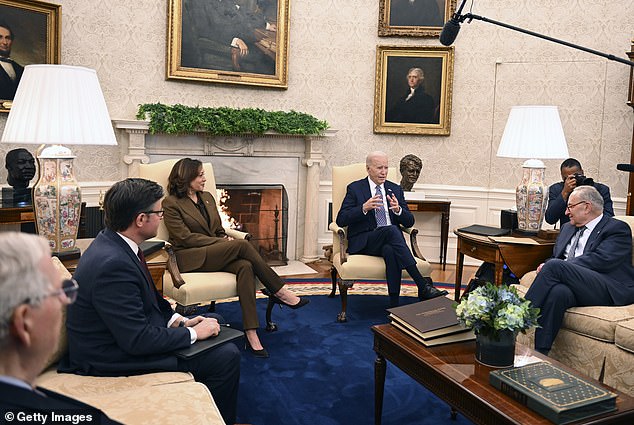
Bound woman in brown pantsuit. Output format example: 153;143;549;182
162;158;308;357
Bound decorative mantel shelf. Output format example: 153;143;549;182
112;119;337;262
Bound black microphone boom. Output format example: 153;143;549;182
617;164;634;172
438;8;634;67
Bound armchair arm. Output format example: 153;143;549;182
164;242;186;289
224;227;252;240
399;226;427;261
329;222;348;264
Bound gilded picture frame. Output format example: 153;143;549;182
378;0;456;37
167;0;290;88
0;0;61;112
373;45;454;135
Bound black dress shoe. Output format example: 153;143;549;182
272;295;310;310
245;340;269;358
418;285;449;301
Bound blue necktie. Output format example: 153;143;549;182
374;185;388;227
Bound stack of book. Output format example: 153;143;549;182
387;296;475;346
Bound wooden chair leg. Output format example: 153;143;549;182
337;280;354;322
261;289;278;332
328;266;338;298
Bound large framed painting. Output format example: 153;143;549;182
0;0;61;112
167;0;290;88
378;0;456;37
373;45;454;135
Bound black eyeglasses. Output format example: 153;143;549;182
24;278;79;306
566;201;588;211
140;210;165;218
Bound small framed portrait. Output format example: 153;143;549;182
373;45;454;135
0;0;61;112
167;0;290;88
378;0;456;37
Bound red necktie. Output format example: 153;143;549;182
137;249;153;283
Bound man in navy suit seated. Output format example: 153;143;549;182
545;158;613;227
0;232;119;423
62;178;240;425
336;151;448;307
526;185;634;355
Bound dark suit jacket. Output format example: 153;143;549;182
0;60;23;100
386;87;436;124
0;381;120;424
545;181;613;226
549;216;634;305
162;191;228;273
61;229;191;376
336;178;414;254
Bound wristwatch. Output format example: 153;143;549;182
178;320;187;327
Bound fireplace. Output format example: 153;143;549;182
217;184;288;266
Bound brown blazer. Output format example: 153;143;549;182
162;191;227;272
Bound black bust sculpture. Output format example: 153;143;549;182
399;154;422;191
4;148;36;204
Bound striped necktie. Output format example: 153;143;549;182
567;225;587;260
374;185;388;227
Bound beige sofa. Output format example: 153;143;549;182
516;216;634;397
35;257;226;425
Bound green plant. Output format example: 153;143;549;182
137;103;329;136
455;282;540;339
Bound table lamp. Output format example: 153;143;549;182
496;105;569;233
1;64;117;258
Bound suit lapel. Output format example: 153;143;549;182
176;195;213;235
583;215;609;253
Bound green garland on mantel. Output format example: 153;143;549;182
136;103;329;136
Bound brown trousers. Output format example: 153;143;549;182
197;239;284;329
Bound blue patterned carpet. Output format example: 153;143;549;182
215;294;475;425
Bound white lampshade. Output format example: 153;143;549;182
1;64;116;146
497;105;569;162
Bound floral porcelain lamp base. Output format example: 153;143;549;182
475;330;516;368
515;159;548;234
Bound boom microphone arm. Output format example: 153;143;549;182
456;13;634;67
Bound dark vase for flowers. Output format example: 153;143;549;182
475;329;516;367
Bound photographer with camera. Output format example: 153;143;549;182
545;158;614;227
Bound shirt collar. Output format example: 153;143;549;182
367;177;383;192
582;214;603;234
0;375;32;391
117;232;140;255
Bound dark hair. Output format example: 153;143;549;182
560;158;582;171
399;154;422;173
103;178;163;231
0;22;14;39
167;158;202;198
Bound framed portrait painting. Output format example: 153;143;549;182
378;0;456;37
373;45;454;135
0;0;61;112
167;0;290;88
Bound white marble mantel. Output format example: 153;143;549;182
112;119;336;262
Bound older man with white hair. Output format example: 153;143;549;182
0;232;119;423
526;185;634;355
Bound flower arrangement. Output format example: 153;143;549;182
455;282;540;339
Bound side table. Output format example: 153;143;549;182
406;199;451;270
454;228;555;301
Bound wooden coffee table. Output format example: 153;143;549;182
373;324;634;425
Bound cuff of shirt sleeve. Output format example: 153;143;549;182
168;313;184;328
188;327;197;344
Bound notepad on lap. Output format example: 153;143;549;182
174;327;244;359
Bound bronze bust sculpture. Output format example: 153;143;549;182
5;148;36;189
399;154;422;191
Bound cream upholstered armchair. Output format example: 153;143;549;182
139;158;277;331
328;163;432;322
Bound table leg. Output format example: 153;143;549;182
455;248;464;302
494;258;504;286
375;354;386;425
441;211;449;271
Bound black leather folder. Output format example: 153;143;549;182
174;327;244;359
458;224;510;237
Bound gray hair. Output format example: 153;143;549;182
0;233;51;348
407;67;424;79
572;185;604;213
366;151;388;166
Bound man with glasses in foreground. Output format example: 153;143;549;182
525;186;634;355
61;178;240;425
0;232;119;423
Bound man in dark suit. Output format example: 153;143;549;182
386;67;437;124
62;178;240;425
0;232;119;423
526;185;634;355
0;22;24;101
336;151;448;307
545;158;613;227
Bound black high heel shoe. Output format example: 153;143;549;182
245;339;269;358
271;295;310;310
